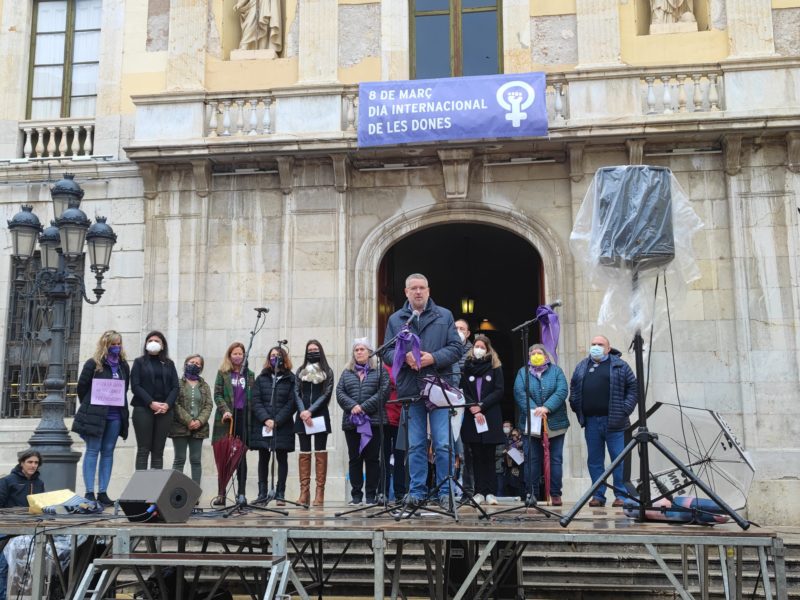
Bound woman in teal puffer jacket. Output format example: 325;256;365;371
513;343;569;506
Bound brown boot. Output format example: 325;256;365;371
312;451;328;507
297;452;312;507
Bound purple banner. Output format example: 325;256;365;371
358;72;548;148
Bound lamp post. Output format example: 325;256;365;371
6;174;117;490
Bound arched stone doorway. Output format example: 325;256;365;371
375;222;546;418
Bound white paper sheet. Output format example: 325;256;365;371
303;416;326;435
262;425;273;437
508;447;524;465
475;418;489;434
528;410;543;436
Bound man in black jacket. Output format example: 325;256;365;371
0;449;45;600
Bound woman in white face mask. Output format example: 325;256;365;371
130;330;180;470
459;334;504;505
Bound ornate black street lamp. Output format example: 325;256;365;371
6;174;117;490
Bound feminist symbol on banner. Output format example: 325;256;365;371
496;81;536;127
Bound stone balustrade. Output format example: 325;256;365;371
205;89;359;137
641;68;724;115
20;118;95;159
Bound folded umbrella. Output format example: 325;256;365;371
212;419;248;496
542;416;551;502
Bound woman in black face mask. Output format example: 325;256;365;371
169;354;213;486
292;340;334;507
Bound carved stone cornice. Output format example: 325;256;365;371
626;139;645;165
568;142;585;182
191;159;211;197
330;154;348;193
723;134;743;176
139;163;159;199
787;132;800;174
276;156;295;195
437;149;474;200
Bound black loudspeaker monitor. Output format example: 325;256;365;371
118;469;201;523
593;165;675;271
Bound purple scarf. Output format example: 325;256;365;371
349;412;372;453
536;304;561;364
391;327;421;381
354;362;371;378
529;362;549;379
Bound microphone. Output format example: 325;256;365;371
404;309;420;327
254;307;270;314
547;300;562;309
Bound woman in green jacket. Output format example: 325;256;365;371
169;354;213;486
211;342;256;506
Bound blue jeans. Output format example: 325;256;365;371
81;418;122;493
524;433;565;499
406;399;452;500
584;415;625;503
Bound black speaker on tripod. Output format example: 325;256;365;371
593;165;675;271
118;469;201;523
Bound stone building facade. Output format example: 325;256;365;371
0;0;798;523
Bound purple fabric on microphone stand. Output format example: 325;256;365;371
391;328;421;381
350;412;373;454
536;305;561;364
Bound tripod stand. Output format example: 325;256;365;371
560;275;749;529
489;311;560;520
395;374;489;522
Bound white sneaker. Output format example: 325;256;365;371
473;493;485;505
486;494;498;505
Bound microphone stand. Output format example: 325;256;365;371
488;312;559;520
222;311;287;517
394;373;489;522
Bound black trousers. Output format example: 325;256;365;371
345;426;381;502
258;448;289;496
469;443;497;496
298;432;328;452
132;406;172;470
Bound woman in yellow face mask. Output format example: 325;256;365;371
512;343;569;506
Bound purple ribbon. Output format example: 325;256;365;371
536;304;561;364
391;327;421;381
349;412;373;454
475;377;483;401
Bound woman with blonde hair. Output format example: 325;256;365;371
459;334;505;505
211;342;255;507
72;330;131;506
169;354;213;486
513;343;568;506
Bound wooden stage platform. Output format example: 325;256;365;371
0;501;789;600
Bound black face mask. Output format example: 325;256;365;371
306;351;321;363
184;363;202;380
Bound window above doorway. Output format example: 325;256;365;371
410;0;502;79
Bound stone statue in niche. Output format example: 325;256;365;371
649;0;698;34
232;0;282;58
